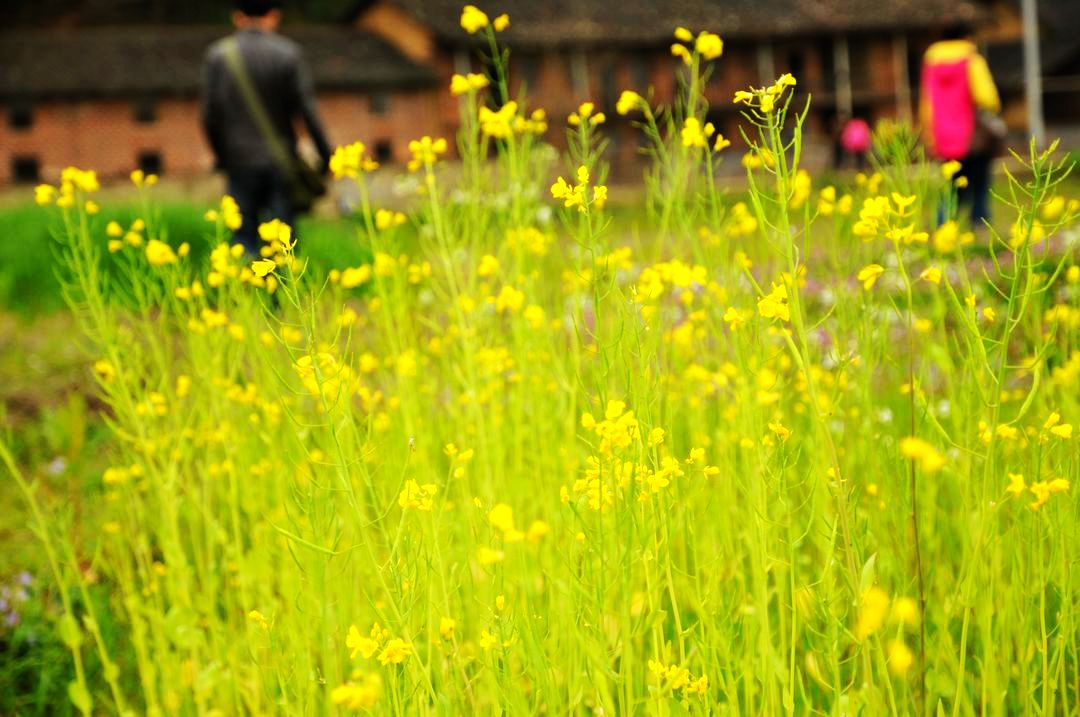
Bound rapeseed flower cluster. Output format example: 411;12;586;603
550;165;606;213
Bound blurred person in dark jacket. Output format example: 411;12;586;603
201;0;331;255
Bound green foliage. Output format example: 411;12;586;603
0;202;371;316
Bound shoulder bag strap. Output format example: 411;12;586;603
221;36;296;174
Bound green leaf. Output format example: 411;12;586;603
859;553;878;596
165;605;199;649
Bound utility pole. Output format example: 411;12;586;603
1021;0;1045;146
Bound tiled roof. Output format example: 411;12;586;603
0;26;437;99
8;0;337;26
355;0;980;46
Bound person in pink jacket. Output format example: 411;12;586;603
840;116;872;170
920;21;1001;226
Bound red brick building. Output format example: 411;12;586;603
351;0;980;169
1;0;1021;186
0;24;438;184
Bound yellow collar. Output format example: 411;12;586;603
924;39;976;63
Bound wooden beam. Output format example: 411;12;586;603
756;42;774;85
834;36;853;118
570;49;590;97
893;34;912;123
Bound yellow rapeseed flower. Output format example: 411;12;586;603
695;32;723;60
495;285;525;313
1030;478;1070;511
1006;472;1027;496
331;674;382;710
855;586;890;639
460;5;488;33
900;436;945;473
407;136;448;172
34;184;56;206
375;209;406;230
550;166;597;213
1051;423;1073;439
757;282;790;322
680;117;714;149
616;90;643;115
346;624;380;660
477;254;499;277
258;219;294;251
488;503;515;533
723;307;747;331
887;640;914;676
93;359;116;383
919;266;943;284
329;142;377;179
145;239;178;267
251;259;276;278
768;420;791;442
398;480;438;511
891;597;919;626
214;200;239;233
592;185;608;210
671;43;692;65
478;546;505;565
450;72;490;96
480;101;518;138
526;520;550;542
61;167;100;193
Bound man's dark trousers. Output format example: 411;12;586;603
228;166;294;256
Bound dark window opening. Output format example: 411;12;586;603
787;50;806;87
631;55;650;90
137;150;163;177
133;95;159;124
9;100;33;130
906;37;922;105
12;156;41;184
849;38;873;94
819;39;836;95
600;62;618;111
374;140;392;164
370;92;390;116
519;54;539;93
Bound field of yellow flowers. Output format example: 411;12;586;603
4;7;1079;716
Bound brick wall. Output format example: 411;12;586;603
2;32;928;186
317;89;442;164
1;87;443;185
2;96;212;184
